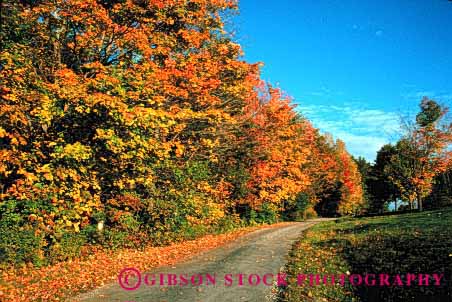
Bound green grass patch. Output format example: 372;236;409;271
279;209;452;302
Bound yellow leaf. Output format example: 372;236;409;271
43;173;54;181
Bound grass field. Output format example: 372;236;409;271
279;208;452;302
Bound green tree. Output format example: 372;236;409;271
424;168;452;208
353;156;371;211
367;144;400;212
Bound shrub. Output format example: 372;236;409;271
0;212;46;266
304;207;318;219
47;232;86;263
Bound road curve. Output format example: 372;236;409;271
71;219;330;302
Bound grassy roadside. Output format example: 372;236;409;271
279;209;452;302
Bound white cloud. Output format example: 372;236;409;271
333;131;389;162
296;103;401;162
301;86;344;99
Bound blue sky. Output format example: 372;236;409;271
230;0;452;162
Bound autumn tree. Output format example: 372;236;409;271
237;84;316;219
0;0;364;266
309;135;365;217
0;0;259;253
387;98;452;211
334;140;365;215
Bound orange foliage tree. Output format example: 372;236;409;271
386;98;452;210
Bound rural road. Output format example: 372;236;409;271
72;219;332;302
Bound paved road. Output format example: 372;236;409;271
71;219;331;302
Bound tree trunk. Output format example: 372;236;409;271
414;188;423;211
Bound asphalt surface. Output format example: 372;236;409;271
71;219;331;302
